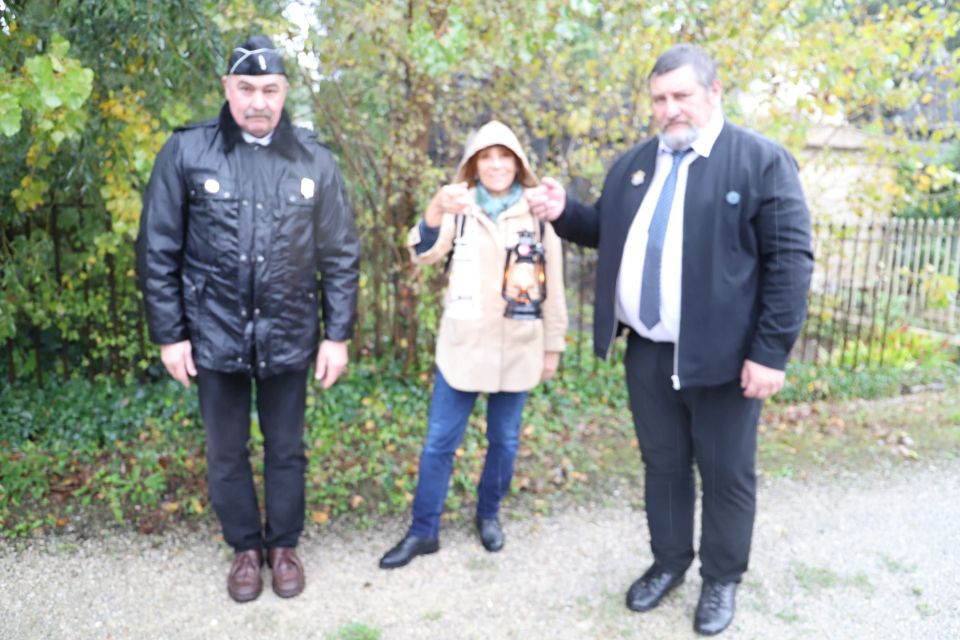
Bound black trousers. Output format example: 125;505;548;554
624;332;762;583
197;367;309;552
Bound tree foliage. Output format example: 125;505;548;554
1;0;958;385
303;0;959;365
0;0;282;384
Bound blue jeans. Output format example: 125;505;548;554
408;369;529;539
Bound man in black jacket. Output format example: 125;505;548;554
136;35;360;603
527;45;813;635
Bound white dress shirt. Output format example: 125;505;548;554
617;110;725;343
242;130;274;146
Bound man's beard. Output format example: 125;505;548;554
659;124;699;151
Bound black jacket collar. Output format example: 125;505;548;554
218;103;305;160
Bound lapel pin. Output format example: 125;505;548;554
301;177;315;199
630;170;646;186
725;190;741;205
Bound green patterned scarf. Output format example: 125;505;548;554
475;181;523;221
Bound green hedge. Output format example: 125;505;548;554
2;351;957;538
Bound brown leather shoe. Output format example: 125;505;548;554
267;547;305;598
227;549;263;603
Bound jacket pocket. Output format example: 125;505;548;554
440;315;484;347
272;178;317;258
272;286;319;365
286;286;319;336
504;316;540;345
182;271;208;354
279;177;318;208
186;173;239;254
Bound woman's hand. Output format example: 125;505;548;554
424;181;472;226
541;351;561;382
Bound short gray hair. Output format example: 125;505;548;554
649;44;717;91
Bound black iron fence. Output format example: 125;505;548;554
561;217;960;371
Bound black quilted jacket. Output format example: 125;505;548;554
136;105;360;378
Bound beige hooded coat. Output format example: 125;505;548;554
407;121;568;393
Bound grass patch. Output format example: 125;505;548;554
775;360;960;405
793;563;875;596
775;611;801;624
793;565;841;594
878;553;916;575
757;388;960;480
325;623;381;640
465;555;495;571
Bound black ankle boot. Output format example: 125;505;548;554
475;516;504;552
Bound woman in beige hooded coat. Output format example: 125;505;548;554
380;120;568;569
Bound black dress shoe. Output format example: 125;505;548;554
694;579;737;635
475;516;504;552
378;535;440;569
625;564;685;612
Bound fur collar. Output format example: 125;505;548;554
218;103;305;160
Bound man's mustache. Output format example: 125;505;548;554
244;108;273;118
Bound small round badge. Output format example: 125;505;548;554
725;190;740;205
300;177;315;199
204;178;221;194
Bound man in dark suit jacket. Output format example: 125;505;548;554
527;44;813;636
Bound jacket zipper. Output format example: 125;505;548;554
603;274;620;360
604;273;680;390
671;340;681;390
671;276;682;389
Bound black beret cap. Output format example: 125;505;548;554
227;35;286;76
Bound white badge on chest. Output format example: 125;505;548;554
300;177;315;199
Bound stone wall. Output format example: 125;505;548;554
798;125;896;221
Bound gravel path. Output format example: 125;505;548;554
3;458;958;640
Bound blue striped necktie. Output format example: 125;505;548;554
639;148;692;330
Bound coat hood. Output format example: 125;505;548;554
454;120;539;188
